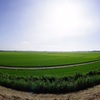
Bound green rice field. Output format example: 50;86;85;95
0;51;100;93
0;61;100;77
0;51;100;67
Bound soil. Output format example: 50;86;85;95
0;85;100;100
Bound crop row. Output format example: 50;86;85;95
0;70;100;93
0;61;100;77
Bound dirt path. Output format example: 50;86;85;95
0;85;100;100
0;60;100;70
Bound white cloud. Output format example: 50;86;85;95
19;41;32;50
30;1;98;45
21;41;31;45
16;0;99;51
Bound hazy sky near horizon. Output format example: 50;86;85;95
0;0;100;51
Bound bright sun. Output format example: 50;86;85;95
37;1;93;38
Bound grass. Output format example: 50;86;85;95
0;70;100;93
0;51;100;67
0;61;100;77
0;51;100;93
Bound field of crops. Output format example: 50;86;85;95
0;51;100;93
0;62;100;93
0;51;100;67
0;61;100;77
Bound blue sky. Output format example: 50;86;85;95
0;0;100;51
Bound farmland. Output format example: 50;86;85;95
0;61;100;77
0;51;100;67
0;51;100;93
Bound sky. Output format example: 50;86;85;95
0;0;100;51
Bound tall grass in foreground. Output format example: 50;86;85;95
0;70;100;93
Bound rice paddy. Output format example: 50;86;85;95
0;51;100;93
